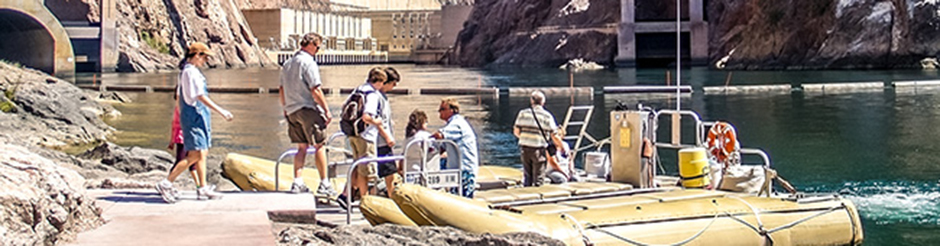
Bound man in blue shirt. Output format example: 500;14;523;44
432;97;479;198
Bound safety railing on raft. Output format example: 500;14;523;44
345;155;405;224
652;109;705;148
273;132;353;191
401;138;463;193
651;109;772;169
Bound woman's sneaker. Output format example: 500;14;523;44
316;182;338;197
290;182;310;194
155;182;178;204
197;185;223;200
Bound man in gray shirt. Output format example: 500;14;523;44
279;32;335;196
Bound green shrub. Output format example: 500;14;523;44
1;87;14;113
0;59;23;68
140;31;170;54
0;100;14;113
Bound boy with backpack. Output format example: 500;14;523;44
337;67;395;210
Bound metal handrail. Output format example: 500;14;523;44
401;138;462;191
345;155;406;224
274;147;317;192
740;148;772;168
324;132;354;158
274;132;351;191
652;109;704;148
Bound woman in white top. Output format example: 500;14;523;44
155;42;234;203
404;109;439;175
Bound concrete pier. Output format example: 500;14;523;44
78;84;497;96
801;82;883;92
892;80;940;88
66;189;362;246
701;82;931;95
604;85;691;94
507;87;594;97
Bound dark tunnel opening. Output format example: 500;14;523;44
0;9;55;74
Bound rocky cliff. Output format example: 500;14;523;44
456;0;940;69
710;0;940;69
45;0;276;72
115;0;276;72
454;0;620;67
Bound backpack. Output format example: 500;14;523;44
340;88;375;137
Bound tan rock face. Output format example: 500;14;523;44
458;0;940;69
112;0;276;72
454;0;620;67
41;0;275;72
0;144;104;245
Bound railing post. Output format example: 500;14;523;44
346;155;405;224
274;147;317;191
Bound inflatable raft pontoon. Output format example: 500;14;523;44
358;108;864;246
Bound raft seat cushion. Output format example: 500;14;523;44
502;186;572;200
559;182;632;195
473;190;518;203
516;203;583;215
508;190;541;201
533;186;575;199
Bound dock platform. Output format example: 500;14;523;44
68;189;368;246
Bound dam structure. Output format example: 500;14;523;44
616;0;708;67
1;0;709;75
0;0;118;77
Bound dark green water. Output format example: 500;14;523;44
85;65;940;245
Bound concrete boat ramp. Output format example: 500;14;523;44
68;189;367;246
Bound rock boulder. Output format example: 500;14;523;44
277;224;565;246
77;142;175;175
0;144;104;245
0;62;114;148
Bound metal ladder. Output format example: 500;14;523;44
561;105;598;153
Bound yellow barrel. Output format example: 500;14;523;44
678;148;710;188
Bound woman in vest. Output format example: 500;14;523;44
155;42;234;203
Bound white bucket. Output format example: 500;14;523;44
584;151;610;179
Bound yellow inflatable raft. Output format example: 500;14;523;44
380;183;863;246
221;153;523;192
221;153;347;192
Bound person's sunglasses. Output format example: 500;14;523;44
438;107;447;112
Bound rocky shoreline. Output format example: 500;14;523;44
0;61;565;245
273;223;564;246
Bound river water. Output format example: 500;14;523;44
81;65;940;245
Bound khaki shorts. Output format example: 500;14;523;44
348;136;378;181
287;107;327;145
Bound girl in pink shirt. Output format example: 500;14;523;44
168;96;199;187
